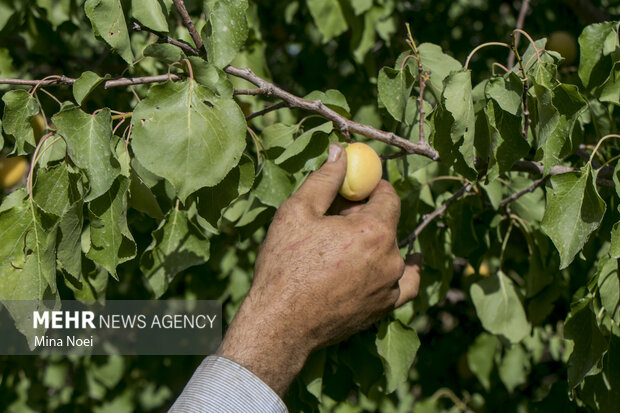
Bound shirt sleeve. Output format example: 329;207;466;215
169;355;288;413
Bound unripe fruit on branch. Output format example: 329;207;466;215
463;261;491;277
0;156;28;189
339;142;382;201
546;31;578;65
30;113;46;142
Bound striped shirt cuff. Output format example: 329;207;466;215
169;355;288;413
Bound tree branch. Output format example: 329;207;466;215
131;22;199;56
246;102;288;121
507;0;531;69
398;183;473;248
224;65;440;160
498;176;548;208
0;76;75;87
104;74;183;89
172;0;205;55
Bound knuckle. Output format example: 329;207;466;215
275;199;306;222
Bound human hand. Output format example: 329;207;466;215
218;142;421;396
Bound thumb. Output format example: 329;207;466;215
289;142;347;216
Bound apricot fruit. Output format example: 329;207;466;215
546;31;578;65
30;113;46;143
339;142;382;201
0;155;28;189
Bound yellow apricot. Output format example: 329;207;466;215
546;31;578;65
463;263;476;277
0;156;29;189
30;113;46;142
339;142;382;201
479;261;491;278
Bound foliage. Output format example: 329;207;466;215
0;0;619;412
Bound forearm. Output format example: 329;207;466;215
217;297;312;397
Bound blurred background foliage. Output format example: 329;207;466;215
0;0;619;412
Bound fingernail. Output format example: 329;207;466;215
327;143;342;162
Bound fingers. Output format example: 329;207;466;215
358;180;401;231
327;196;364;216
288;142;347;216
394;253;422;308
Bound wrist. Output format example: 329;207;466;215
217;298;312;396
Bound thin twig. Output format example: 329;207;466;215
405;23;428;142
398;183;473;248
131;22;199;56
511;44;531;141
104;74;183;89
507;0;531;69
246;102;287;121
172;0;205;55
498;176;548;208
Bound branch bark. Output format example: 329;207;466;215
398;183;473;248
498;176;548;208
224;65;440;160
507;0;531;69
171;0;205;55
246;102;287;121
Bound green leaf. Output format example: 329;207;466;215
0;195;58;347
36;0;72;28
305;0;348;43
129;170;164;220
141;207;210;298
486;72;522;116
57;202;84;278
498;344;530;392
467;333;499;391
73;71;110;106
143;43;185;65
202;0;249;68
187;56;233;98
351;0;372;15
378;67;414;123
564;303;607;387
274;121;332;165
533;84;586;174
300;349;326;400
375;319;420;393
65;262;108;302
485;93;528;178
85;0;134;64
254;160;296;208
611;221;620;259
196;154;254;229
53;107;121;201
305;89;350;118
578;22;617;90
33;162;81;218
470;271;531;343
417;43;462;91
86;177;136;278
1;89;40;155
597;255;619;316
541;165;606;269
432;70;476;179
131;80;246;201
484;73;528;179
131;0;169;33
